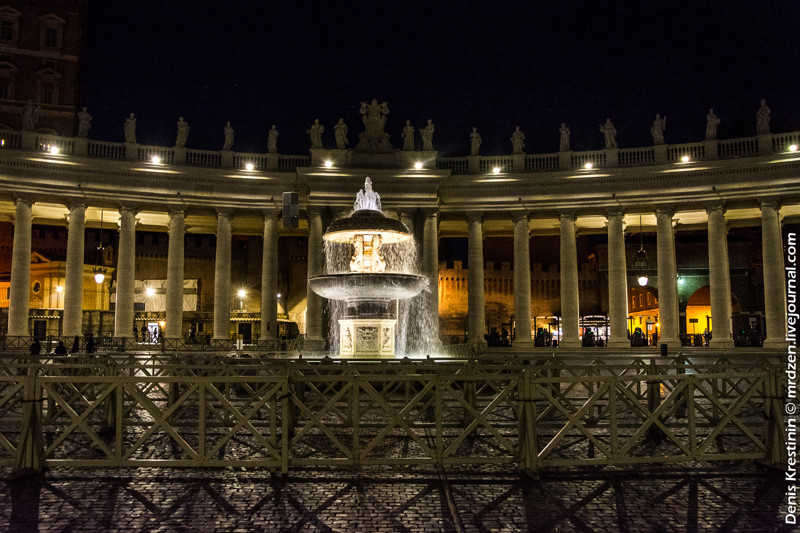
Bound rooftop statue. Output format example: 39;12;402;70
334;118;348;149
599;118;617;149
22;100;39;131
268;125;279;153
353;177;381;212
650;114;666;145
357;98;392;151
124;113;137;143
756;99;771;134
308;118;324;149
420;119;435;151
559;123;570;151
175;117;190;147
705;109;720;140
470;127;481;155
77;107;92;138
222;121;234;151
511;126;525;153
401;120;414;151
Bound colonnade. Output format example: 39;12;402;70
4;198;790;351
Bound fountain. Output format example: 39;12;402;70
308;178;427;357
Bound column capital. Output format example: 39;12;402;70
654;207;675;219
118;203;138;216
605;207;625;218
559;210;577;222
13;196;34;208
65;199;86;211
167;206;186;218
705;202;726;216
216;207;235;218
510;210;529;223
262;208;280;221
759;198;782;211
465;211;484;223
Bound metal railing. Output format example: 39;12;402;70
0;352;786;476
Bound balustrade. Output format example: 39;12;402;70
186;148;221;167
88;140;125;159
525;153;559;171
718;136;758;158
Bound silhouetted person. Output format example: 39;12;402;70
86;333;96;354
141;325;148;343
71;336;80;353
29;339;41;355
54;340;67;355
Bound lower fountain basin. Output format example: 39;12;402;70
309;272;427;300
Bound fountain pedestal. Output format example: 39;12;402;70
339;318;396;357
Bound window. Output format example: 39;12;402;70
0;21;13;41
639;295;643;307
40;82;57;104
0;79;9;100
134;302;146;312
44;28;58;48
39;14;65;51
647;293;652;305
631;296;636;309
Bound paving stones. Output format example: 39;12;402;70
0;462;790;532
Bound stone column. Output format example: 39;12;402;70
422;211;440;339
512;212;533;346
656;209;679;348
7;198;33;336
305;208;324;349
113;205;136;338
559;212;581;348
261;210;279;343
212;209;232;340
606;210;630;348
62;201;86;337
761;201;788;349
165;208;185;339
467;213;486;345
707;205;733;347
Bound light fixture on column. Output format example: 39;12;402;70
93;209;106;284
633;214;648;287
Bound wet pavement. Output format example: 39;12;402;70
0;462;793;532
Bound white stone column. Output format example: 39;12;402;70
559;212;581;348
305;208;324;349
62;201;86;337
707;204;733;347
467;213;486;345
512;212;533;346
400;211;415;238
761;201;788;349
261;209;279;343
165;208;185;339
606;210;630;348
422;211;440;339
113;205;136;338
8;198;33;336
656;209;680;348
212;209;233;340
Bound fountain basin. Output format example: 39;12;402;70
324;210;412;244
309;272;427;300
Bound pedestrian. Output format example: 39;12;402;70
71;335;80;353
86;333;96;354
54;340;67;355
29;338;41;355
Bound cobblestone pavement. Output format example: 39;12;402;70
0;462;793;532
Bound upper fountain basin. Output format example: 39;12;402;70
324;210;412;244
309;272;427;300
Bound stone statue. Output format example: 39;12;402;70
401;120;414;151
222;121;234;150
705;109;720;140
599;118;617;149
76;107;92;138
307;119;324;149
268;125;279;153
334;118;348;149
559;123;570;151
469;127;481;156
419;119;434;151
124;113;137;143
756;99;771;134
21;100;38;131
175;117;190;147
511;126;525;154
357;98;392;151
650;114;666;145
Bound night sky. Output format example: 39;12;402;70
81;1;800;156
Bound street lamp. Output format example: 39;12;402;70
93;209;106;284
633;214;648;286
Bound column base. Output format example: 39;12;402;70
708;338;734;349
512;340;536;350
606;339;632;349
558;339;582;349
763;339;790;350
658;339;681;354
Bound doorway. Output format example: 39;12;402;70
238;323;252;344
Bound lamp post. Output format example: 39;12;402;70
633;214;648;287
